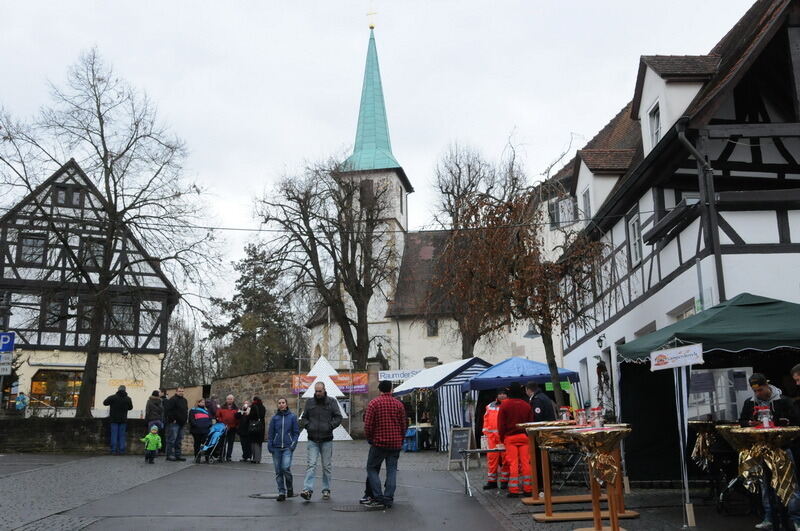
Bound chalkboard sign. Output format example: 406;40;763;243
449;427;472;462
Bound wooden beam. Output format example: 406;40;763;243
702;123;800;139
789;26;800;121
715;188;800;210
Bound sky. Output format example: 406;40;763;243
1;0;756;291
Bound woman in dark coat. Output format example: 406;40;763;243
188;398;213;462
247;396;267;464
236;400;252;462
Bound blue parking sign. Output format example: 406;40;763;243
0;332;15;353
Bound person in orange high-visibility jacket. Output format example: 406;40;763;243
482;388;509;490
497;383;534;497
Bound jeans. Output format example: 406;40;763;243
166;423;184;458
272;447;294;494
303;440;333;492
223;429;236;460
110;423;127;454
761;476;778;524
366;446;400;507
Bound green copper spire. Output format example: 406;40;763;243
344;29;401;173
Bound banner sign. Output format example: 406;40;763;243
650;343;704;372
292;373;368;394
378;369;421;382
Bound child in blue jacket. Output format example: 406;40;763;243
267;397;300;501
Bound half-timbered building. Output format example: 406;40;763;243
1;159;178;415
555;0;800;477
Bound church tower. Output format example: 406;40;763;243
342;27;413;236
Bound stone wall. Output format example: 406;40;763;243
0;418;150;453
209;369;373;438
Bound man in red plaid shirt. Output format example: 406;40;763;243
363;380;408;508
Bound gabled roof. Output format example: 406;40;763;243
631;56;720;118
577;149;637;174
578;0;795;237
1;158;179;300
385;230;451;318
342;29;413;193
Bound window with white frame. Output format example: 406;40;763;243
627;212;643;267
649;103;661;148
581;187;591;222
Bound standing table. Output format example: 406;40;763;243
562;425;633;531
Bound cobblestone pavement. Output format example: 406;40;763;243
0;441;489;531
459;460;763;531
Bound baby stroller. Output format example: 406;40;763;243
197;422;227;464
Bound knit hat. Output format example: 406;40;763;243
150;425;159;432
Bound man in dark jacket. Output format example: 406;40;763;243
103;385;133;455
363;380;407;508
164;387;188;461
299;382;342;501
525;382;556;422
739;373;800;530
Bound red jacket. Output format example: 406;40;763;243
364;393;408;449
498;398;533;441
216;405;239;429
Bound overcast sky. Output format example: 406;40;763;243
1;0;755;284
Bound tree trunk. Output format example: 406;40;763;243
354;304;371;370
76;291;108;418
541;329;565;408
460;332;477;360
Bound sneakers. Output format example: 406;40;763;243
482;482;498;490
300;490;312;501
754;521;773;530
276;494;286;502
321;490;331;501
359;496;372;505
364;500;385;509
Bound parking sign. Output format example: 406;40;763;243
0;332;15;353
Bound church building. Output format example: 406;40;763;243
306;28;553;371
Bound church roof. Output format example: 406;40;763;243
385;230;452;318
343;29;413;192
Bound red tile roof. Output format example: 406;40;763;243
640;55;720;78
578;149;638;174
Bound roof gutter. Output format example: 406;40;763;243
675;117;726;302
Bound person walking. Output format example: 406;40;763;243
498;383;534;498
363;380;407;509
103;385;133;455
482;388;509;490
144;390;164;434
247;396;267;464
299;381;342;501
268;397;300;501
525;382;556;422
189;398;213;463
140;425;162;464
164;387;188;461
216;394;239;462
236;400;252;462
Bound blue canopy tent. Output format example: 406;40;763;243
461;357;581;404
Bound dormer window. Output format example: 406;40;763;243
649;103;661;148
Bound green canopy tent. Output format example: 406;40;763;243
613;292;800;498
617;292;800;360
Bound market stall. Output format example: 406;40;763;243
461;356;580;400
393;357;492;452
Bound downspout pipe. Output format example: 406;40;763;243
675;118;727;302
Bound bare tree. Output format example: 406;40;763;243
0;48;220;417
258;157;398;370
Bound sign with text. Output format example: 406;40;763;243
0;365;11;376
0;353;12;364
378;369;421;382
0;332;15;353
292;373;369;394
650;343;704;371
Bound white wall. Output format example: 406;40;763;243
638;67;704;154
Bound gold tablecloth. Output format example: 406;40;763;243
730;426;800;507
563;425;632;486
688;420;716;472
